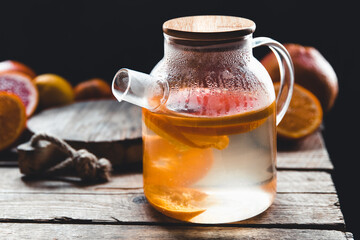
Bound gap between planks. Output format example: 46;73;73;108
0;223;353;240
0;168;336;194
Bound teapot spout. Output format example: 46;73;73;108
112;68;169;111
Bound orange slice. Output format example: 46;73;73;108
275;83;323;139
143;109;229;150
143;88;275;150
0;92;27;151
144;185;207;221
143;135;214;187
143;102;274;150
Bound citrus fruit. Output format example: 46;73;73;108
34;74;74;109
74;78;112;101
261;43;338;112
0;72;38;117
0;60;36;79
275;83;323;139
143;109;230;150
143;90;274;150
0;92;26;151
144;185;207;221
143;135;214;187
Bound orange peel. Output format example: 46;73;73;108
0;92;26;151
144;185;207;221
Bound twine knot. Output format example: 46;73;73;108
30;133;112;182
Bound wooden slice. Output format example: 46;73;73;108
27;100;143;168
163;15;255;41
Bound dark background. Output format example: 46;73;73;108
1;0;359;237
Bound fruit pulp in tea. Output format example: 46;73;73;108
142;89;276;223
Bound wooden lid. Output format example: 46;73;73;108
163;15;255;41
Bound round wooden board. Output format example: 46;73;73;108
27;100;143;167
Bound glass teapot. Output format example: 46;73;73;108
112;16;294;224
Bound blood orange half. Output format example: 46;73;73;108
0;60;36;79
0;72;38;117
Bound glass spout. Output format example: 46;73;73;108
112;68;169;111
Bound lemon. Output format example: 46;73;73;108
34;74;74;109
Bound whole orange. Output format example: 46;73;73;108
34;74;74;109
74;78;112;101
261;43;338;112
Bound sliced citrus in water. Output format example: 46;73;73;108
143;135;214;187
0;72;38;117
143;109;229;150
144;185;207;221
143;89;274;150
275;83;323;139
0;92;27;151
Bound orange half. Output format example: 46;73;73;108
0;92;26;151
143;135;214;187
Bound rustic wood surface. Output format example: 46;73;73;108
0;224;354;240
26;100;142;167
27;100;142;142
0;131;353;239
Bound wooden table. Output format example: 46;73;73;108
0;131;354;239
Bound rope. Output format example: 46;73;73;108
30;133;112;182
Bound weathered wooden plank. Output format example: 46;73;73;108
0;224;351;240
0;168;336;194
27;100;142;142
0;130;333;170
0;192;344;227
277;170;336;193
26;100;143;167
0;168;143;194
277;131;333;170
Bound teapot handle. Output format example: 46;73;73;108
252;37;294;126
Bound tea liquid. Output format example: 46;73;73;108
143;89;276;223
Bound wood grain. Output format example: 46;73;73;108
0;224;352;240
277;131;333;170
163;15;256;41
27;100;142;142
0;168;335;194
27;100;142;166
0;192;343;227
0;130;351;238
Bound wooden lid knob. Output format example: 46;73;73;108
163;15;255;41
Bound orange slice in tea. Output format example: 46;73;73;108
274;83;323;139
144;185;207;221
143;109;229;150
169;103;274;136
143;135;214;187
143;90;275;150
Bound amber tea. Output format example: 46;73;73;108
142;89;276;223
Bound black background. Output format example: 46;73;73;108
1;0;359;237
